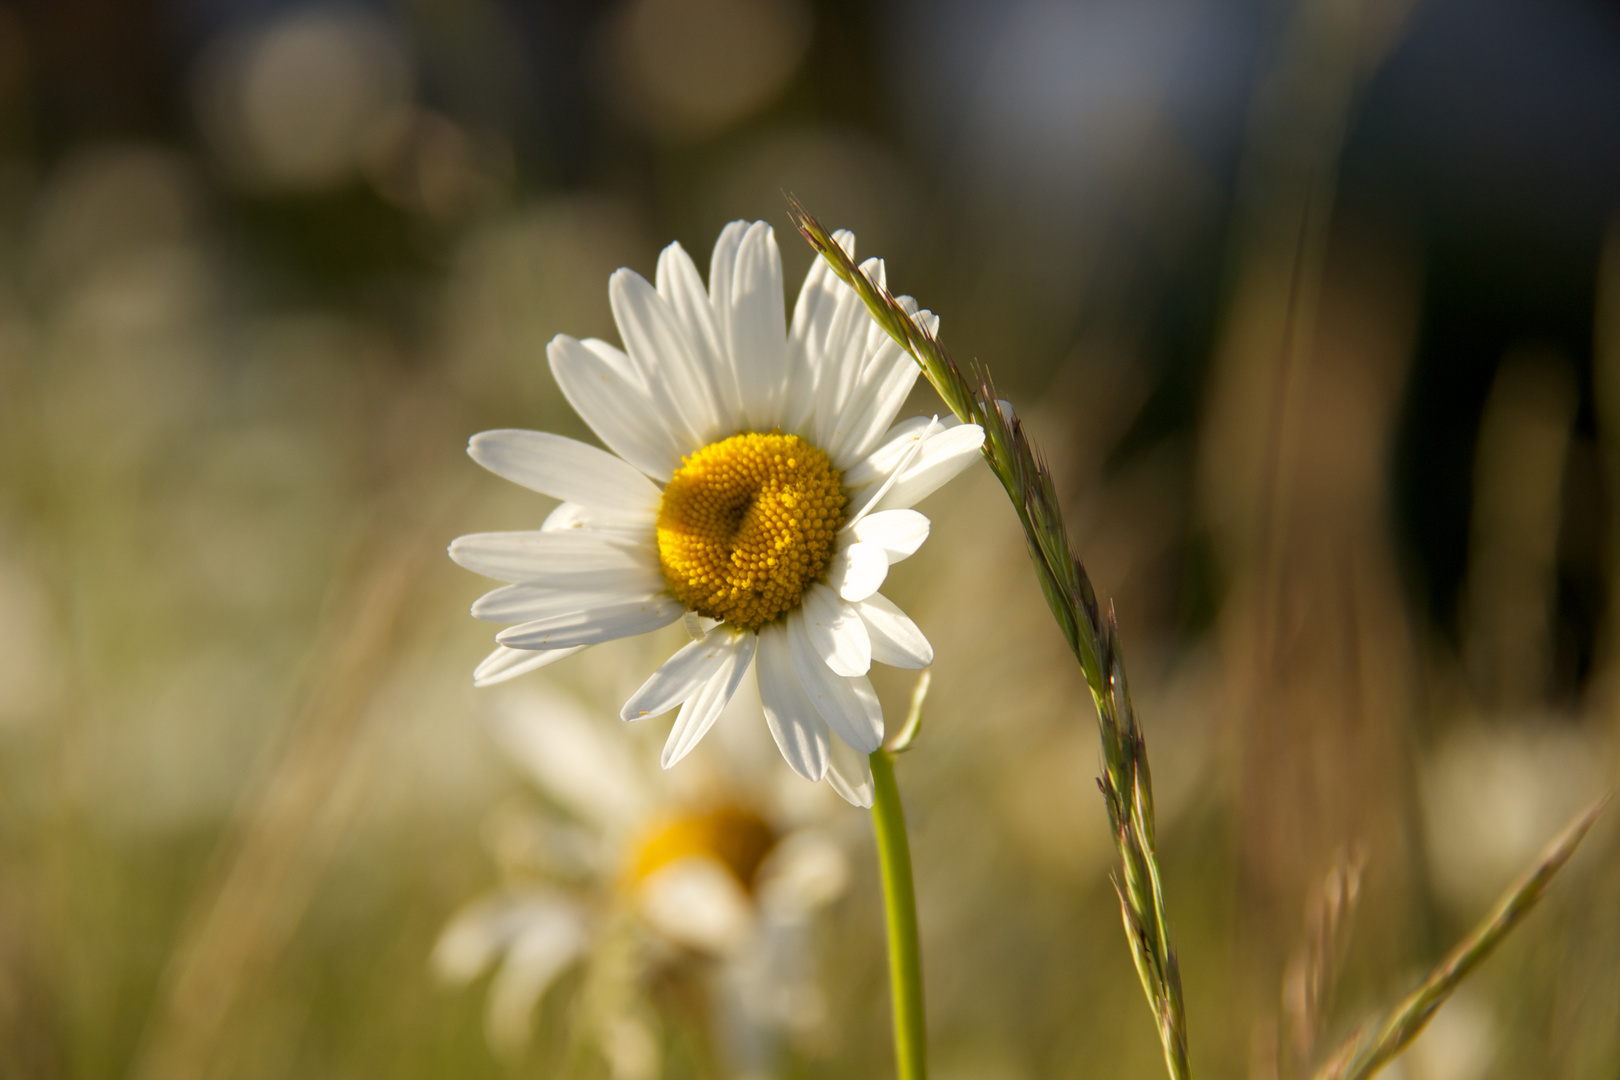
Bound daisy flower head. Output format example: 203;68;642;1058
451;220;984;805
433;687;854;1075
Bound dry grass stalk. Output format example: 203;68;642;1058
129;474;461;1080
1284;846;1366;1074
789;197;1191;1080
1311;796;1608;1080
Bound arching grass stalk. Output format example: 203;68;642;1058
789;198;1191;1080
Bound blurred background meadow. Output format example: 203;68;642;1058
3;0;1620;1077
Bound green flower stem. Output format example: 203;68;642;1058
870;748;926;1080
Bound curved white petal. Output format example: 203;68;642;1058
871;422;987;511
856;593;934;669
913;306;941;339
472;572;666;622
489;687;650;826
800;583;871;676
450;529;654;585
757;829;852;912
538;499;654;539
784;229;854;434
809;258;884;448
541;501;592;531
826;737;876;809
722;222;788;431
826;330;922;468
547;334;687;479
497;596;683;649
468;430;661;523
432;890;579;987
657;241;741;429
473;644;588;687
622;627;748;721
786;611;883;752
851;509;930;562
826;541;889;603
704;223;747;426
639;856;753;955
843;417;941;523
661;631;757;768
609;268;720;446
841;415;933;489
707;221;746;343
485;905;589;1052
756;622;831;781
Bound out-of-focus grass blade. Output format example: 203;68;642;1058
1312;795;1609;1080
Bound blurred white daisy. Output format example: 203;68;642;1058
451;220;983;804
434;687;852;1078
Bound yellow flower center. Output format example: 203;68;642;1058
656;431;846;631
627;805;777;893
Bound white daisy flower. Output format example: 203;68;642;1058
451;220;984;806
434;687;853;1076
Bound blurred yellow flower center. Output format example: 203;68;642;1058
627;805;777;893
656;432;846;630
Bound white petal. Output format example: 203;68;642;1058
826;541;889;602
621;628;746;721
786;611;883;752
756;622;831;781
432;890;577;986
851;509;930;562
826;737;875;809
872;422;987;510
540;502;593;531
800;582;871;676
497;595;683;648
826;336;921;468
473;644;588;686
472;573;665;622
784;229;854;434
547;335;686;479
705;222;747;422
488;687;650;826
485;905;588;1052
856;593;934;669
913;306;941;339
809;261;879;447
468;430;661;523
756;829;852;912
657;241;740;429
707;221;746;341
840;415;933;489
724;222;788;431
639;857;753;955
661;631;757;768
787;231;852;356
609;268;720;445
450;529;654;585
850;422;934;529
540;498;655;538
431;893;515;984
